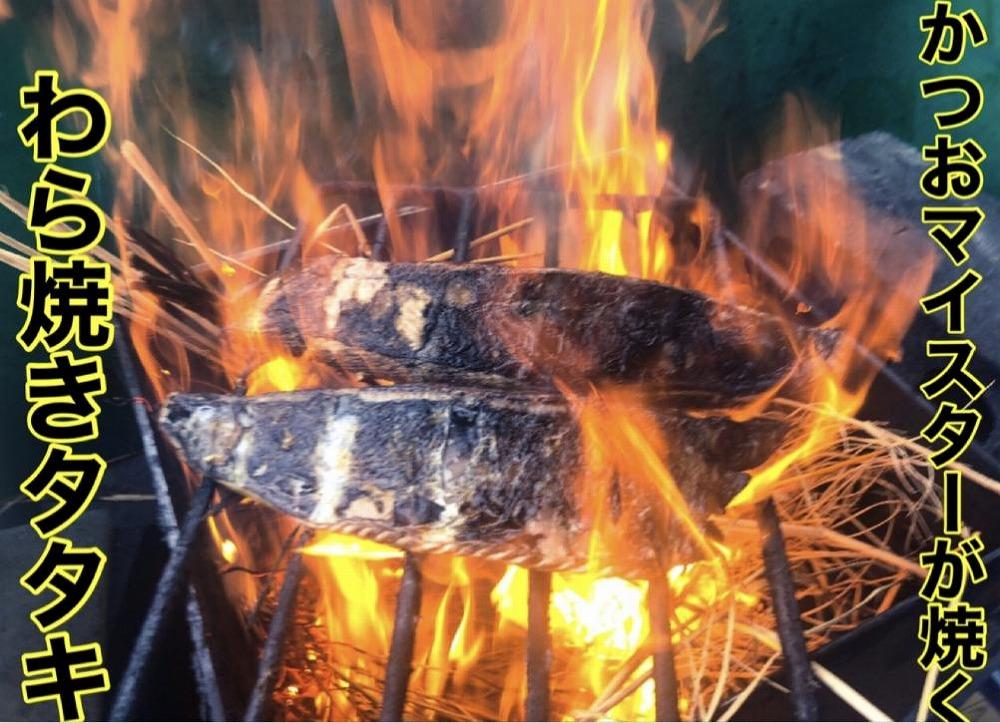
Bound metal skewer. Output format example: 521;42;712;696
756;498;819;721
648;572;681;721
526;191;560;722
380;554;423;721
525;570;553;721
110;479;217;720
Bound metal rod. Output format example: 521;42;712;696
109;478;217;721
526;203;557;721
525;569;552;721
113;321;229;719
648;573;680;721
183;590;228;720
246;526;304;630
756;497;819;721
372;217;391;261
451;191;476;263
379;553;423;722
543;203;561;268
243;543;309;721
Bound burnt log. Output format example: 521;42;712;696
257;257;838;404
158;386;785;576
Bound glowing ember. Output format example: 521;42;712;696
304;534;404;562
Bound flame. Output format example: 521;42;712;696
35;0;939;719
569;384;722;570
246;356;315;395
726;95;936;506
333;0;673;273
303;534;405;562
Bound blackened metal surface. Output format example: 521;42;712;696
258;256;838;404
109;479;217;721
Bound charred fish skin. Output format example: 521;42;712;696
160;388;582;567
159;387;753;574
258;257;838;403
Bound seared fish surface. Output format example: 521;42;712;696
259;257;837;404
160;386;772;575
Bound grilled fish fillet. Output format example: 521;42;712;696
258;257;837;404
159;386;778;575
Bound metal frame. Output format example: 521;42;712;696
111;325;228;721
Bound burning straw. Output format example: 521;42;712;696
4;1;991;719
255;399;980;722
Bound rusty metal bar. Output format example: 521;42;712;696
756;498;819;721
243;542;309;721
525;569;552;721
379;553;423;721
648;573;680;721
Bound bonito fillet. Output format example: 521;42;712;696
160;387;780;574
258;257;838;404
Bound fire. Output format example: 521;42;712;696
295;533;749;721
727;95;937;506
569;385;722;570
303;534;405;562
38;0;936;720
247;356;315;395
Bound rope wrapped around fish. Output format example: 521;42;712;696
160;258;840;576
